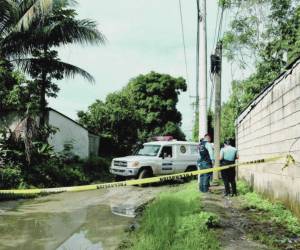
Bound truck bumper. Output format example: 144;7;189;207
110;167;139;177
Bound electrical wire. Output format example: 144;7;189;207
178;0;190;87
212;4;220;55
178;0;195;135
216;6;225;46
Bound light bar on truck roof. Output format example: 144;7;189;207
152;136;174;141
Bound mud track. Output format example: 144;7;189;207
202;189;268;250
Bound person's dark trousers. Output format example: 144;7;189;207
221;160;236;195
198;161;212;192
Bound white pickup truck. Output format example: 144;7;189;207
110;140;199;180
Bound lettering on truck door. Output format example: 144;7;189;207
159;145;174;174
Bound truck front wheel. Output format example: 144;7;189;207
137;168;152;187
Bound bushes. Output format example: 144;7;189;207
25;156;112;188
0;164;23;189
25;158;89;188
82;156;111;181
0;128;112;189
0;155;112;189
3;157;112;189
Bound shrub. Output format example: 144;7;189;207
0;165;23;189
237;180;252;194
59;165;90;186
23;156;112;188
82;156;112;181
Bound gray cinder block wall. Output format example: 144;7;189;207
236;58;300;216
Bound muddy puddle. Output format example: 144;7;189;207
0;185;169;250
0;187;161;250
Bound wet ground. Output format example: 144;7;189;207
1;183;298;250
202;186;300;250
0;185;170;250
202;189;268;250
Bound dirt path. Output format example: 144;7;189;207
0;185;172;250
202;187;268;250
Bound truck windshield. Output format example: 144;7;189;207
136;145;161;156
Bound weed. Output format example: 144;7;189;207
127;182;220;250
239;188;300;235
237;180;300;249
236;180;252;194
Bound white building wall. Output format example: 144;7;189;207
236;59;300;216
48;110;89;159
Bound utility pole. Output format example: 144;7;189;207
211;41;222;178
198;0;208;140
195;0;200;130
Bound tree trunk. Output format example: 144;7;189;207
40;46;48;128
39;77;46;127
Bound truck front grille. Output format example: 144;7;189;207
114;161;127;167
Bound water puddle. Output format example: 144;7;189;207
0;190;133;250
111;204;136;218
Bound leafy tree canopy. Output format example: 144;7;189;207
220;0;300;142
78;72;187;156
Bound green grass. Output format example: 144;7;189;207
237;181;300;249
237;181;300;235
125;182;220;250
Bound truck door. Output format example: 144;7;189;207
172;144;188;173
159;146;174;175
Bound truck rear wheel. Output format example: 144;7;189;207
184;166;197;182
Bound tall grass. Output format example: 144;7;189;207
129;182;220;250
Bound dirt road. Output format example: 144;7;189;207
1;183;298;250
0;185;172;250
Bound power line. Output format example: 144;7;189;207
178;0;190;87
212;5;220;54
216;6;225;45
178;0;194;137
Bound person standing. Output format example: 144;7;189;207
220;139;238;196
198;134;214;192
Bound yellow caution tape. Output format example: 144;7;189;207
0;155;293;195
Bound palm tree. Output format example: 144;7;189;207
3;1;106;126
0;0;54;112
0;0;53;46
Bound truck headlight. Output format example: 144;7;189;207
128;161;140;167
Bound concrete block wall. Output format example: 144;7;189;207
236;59;300;216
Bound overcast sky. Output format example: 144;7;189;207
49;0;238;139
